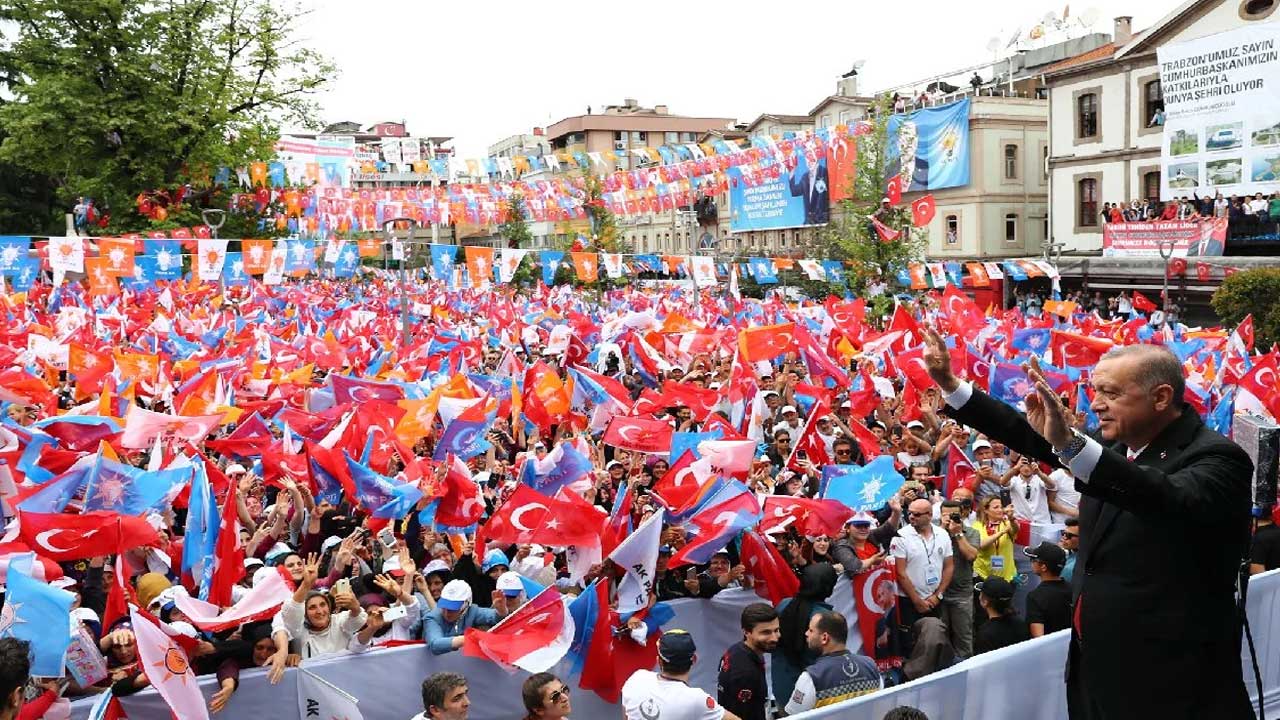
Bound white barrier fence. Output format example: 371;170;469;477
70;570;1280;720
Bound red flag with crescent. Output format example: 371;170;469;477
602;415;674;454
911;194;937;227
738;322;797;362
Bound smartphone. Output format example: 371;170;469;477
333;578;351;596
979;459;993;468
381;604;408;622
377;528;398;551
685;568;697;581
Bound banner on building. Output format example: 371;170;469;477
728;152;830;232
1101;218;1228;257
1159;23;1280;199
885;98;971;192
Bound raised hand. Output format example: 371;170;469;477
1022;356;1073;449
922;327;960;392
301;553;320;587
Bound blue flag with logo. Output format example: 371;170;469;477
1208;387;1235;436
821;260;845;282
541;250;565;285
989;362;1035;409
6;256;40;292
3;553;74;676
823;455;903;511
345;453;423;519
431;245;457;282
0;236;30;272
670;429;724;462
1011;328;1051;354
284;240;314;272
182;461;221;599
749;258;777;284
223;252;249;286
1077;383;1100;432
521;442;594;496
334;244;360;278
149;240;185;280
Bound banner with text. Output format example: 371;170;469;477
1159;23;1280;199
1101;218;1228;257
728;153;831;232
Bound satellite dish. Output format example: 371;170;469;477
853;59;867;71
1006;26;1023;47
1079;7;1100;27
987;36;1002;52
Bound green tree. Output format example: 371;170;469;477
1211;267;1280;349
0;0;334;232
816;93;925;295
498;194;537;286
581;170;628;254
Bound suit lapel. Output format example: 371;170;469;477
1086;408;1203;552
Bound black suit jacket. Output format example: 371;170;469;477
946;388;1253;717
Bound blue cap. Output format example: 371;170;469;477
482;548;510;573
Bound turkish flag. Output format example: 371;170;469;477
657;380;721;421
740;530;800;606
738;322;797;362
871;218;901;242
1051;330;1114;367
18;511;161;561
845;372;881;418
1195;262;1212;282
482;484;603;547
943;443;977;497
436;455;485;528
853;565;898;657
897;347;935;390
206;459;244;608
463;587;570;671
1239;356;1280;420
1168;257;1188;277
603;415;674;454
760;496;853;537
911;194;937;227
885;176;902;205
259;442;311;490
1132;292;1158;313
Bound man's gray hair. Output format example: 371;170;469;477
1100;344;1185;405
421;672;467;715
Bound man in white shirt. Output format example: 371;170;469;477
1049;468;1081;523
1003;455;1056;525
890;498;954;653
622;630;740;720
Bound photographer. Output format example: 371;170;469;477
939;499;980;658
1000;454;1055;525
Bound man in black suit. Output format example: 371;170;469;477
922;328;1254;720
787;153;829;226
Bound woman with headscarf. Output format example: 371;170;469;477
772;562;838;705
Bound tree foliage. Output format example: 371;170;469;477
817;93;925;295
1211;267;1280;349
0;0;334;232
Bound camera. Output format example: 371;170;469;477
950;513;962;524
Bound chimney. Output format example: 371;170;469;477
654;104;669;115
1113;16;1133;45
532;127;544;136
837;75;858;97
623;98;638;108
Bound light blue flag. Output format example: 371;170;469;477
749;258;778;284
334;244;360;278
431;245;457;282
148;240;184;280
541;251;565;286
3;553;75;676
284;240;314;272
223;252;249;286
823;455;904;512
6;257;40;292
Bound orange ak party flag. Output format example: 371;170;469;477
570;252;599;282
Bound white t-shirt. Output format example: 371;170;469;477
622;670;724;720
890;524;953;599
1049;468;1080;524
1008;474;1053;526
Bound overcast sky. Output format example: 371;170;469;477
295;0;1177;159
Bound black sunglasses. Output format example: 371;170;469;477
550;685;570;703
1062;531;1078;539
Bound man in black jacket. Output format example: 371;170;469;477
923;328;1253;719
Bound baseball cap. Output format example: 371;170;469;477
906;420;925;430
383;555;405;577
225;463;248;476
847;511;876;527
1024;541;1067;571
496;571;525;597
976;576;1015;601
244;557;264;571
780;405;797;415
658;629;697;665
840;400;852;409
606;460;623;469
482;548;511;573
972;439;993;451
423;559;452;579
658;545;674;555
438;580;473;611
320;536;343;554
265;542;293;563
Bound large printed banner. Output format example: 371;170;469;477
727;152;830;232
885;98;971;192
1101;218;1228;257
1159;23;1280;199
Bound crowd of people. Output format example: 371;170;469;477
1102;191;1280;235
0;264;1273;720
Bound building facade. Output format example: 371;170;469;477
1045;1;1275;252
544;99;734;172
488;129;550;161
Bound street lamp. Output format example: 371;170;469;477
382;217;419;349
201;209;227;295
1157;239;1175;328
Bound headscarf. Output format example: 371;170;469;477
777;562;838;663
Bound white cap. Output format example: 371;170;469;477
906;420;925;429
840;400;852;409
72;607;100;625
225;463;248;476
780;405;797;415
423;559;451;577
168;620;198;638
252;566;276;587
847;511;878;527
496;571;525;597
383;556;404;575
50;577;77;590
972;439;993;451
244;557;264;570
265;542;292;561
320;536;343;553
438;580;473;611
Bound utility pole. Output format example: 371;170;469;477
1157;239;1175;329
201;209;227;297
383;217;419;349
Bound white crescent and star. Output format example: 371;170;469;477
35;529;74;554
510;503;547;532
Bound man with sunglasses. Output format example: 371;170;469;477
890;499;953;654
1059;518;1080;582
